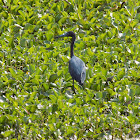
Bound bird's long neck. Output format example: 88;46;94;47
70;37;75;58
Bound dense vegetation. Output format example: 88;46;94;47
0;0;140;139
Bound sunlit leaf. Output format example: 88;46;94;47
9;68;16;77
29;64;36;75
49;74;58;83
0;0;139;139
42;83;49;90
3;130;14;137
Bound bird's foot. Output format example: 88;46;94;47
72;86;76;94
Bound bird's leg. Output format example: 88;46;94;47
81;84;84;90
73;79;76;94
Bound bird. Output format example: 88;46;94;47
55;31;86;93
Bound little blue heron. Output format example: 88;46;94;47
55;31;86;93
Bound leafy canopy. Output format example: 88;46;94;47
0;0;140;139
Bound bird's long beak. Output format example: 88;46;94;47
54;33;66;39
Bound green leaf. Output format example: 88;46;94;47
26;105;37;113
30;105;37;113
49;74;58;83
66;126;74;136
117;68;125;80
42;83;49;90
18;10;26;19
20;38;27;47
49;94;57;103
3;130;14;137
52;103;58;113
9;68;16;77
107;38;118;44
29;64;36;75
46;31;54;41
28;46;34;54
0;1;139;139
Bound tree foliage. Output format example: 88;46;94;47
0;0;140;139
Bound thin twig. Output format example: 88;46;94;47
64;0;71;5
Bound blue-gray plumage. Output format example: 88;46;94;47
55;31;86;93
69;56;86;85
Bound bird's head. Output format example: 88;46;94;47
55;31;76;39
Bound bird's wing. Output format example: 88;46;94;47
69;56;86;84
81;65;86;84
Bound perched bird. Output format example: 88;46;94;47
55;31;86;93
